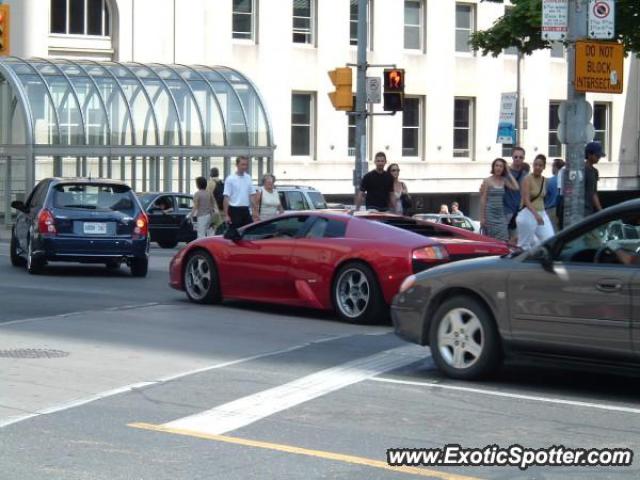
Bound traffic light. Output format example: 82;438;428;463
0;4;9;56
383;68;405;112
328;67;353;111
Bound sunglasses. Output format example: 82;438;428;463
513;155;524;159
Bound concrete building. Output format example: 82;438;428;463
1;0;639;217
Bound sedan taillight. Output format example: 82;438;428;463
133;212;148;239
37;209;57;236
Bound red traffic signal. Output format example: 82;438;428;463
383;68;405;112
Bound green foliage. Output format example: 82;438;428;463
471;0;640;56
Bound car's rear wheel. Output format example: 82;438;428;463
26;237;45;275
429;295;502;380
157;240;178;249
184;251;221;304
10;231;26;267
332;262;386;324
130;257;148;277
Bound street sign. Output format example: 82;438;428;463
588;0;615;39
542;0;568;41
575;40;624;94
496;92;517;144
366;77;381;104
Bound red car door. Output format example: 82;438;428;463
218;215;312;302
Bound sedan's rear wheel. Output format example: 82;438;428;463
429;295;501;380
332;262;386;324
184;251;221;304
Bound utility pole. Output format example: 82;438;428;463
515;48;522;146
353;0;368;192
562;0;589;227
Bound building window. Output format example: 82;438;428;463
404;0;423;50
593;102;611;158
232;0;256;41
50;0;111;36
453;97;474;158
455;3;474;53
403;97;422;157
548;101;563;158
550;43;564;58
348;114;356;156
293;0;314;44
291;93;314;157
350;0;372;48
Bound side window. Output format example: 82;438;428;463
278;192;288;210
176;196;193;210
243;216;309;240
29;181;50;209
305;218;347;239
286;191;308;210
154;195;175;211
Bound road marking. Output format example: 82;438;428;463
163;345;424;435
372;377;640;415
0;333;357;429
129;422;481;480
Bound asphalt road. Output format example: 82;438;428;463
1;241;639;480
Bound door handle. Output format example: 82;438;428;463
596;280;622;292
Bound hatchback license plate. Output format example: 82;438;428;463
83;222;107;234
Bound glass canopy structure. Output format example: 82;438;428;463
0;57;275;225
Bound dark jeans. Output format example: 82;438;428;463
556;196;564;230
228;206;253;229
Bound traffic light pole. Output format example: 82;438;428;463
353;0;368;190
563;0;589;227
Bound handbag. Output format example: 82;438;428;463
400;183;412;213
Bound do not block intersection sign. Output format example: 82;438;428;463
575;40;624;94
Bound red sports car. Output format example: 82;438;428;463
169;212;509;324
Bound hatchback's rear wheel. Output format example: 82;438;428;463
184;251;221;304
332;262;386;324
429;295;502;380
130;257;148;277
26;237;45;275
10;231;26;267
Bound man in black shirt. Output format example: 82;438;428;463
584;141;604;216
353;152;394;212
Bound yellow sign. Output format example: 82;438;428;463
0;4;10;56
575;40;624;94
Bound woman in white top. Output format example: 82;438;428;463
257;174;284;221
387;163;408;215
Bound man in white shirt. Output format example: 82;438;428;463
223;156;259;229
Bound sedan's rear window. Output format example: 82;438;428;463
53;184;135;213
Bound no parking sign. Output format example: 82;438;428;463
588;0;615;39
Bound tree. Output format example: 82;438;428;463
471;0;640;56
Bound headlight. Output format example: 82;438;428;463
398;274;416;294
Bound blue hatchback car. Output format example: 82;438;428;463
10;178;150;276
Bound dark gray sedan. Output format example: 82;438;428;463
392;199;640;380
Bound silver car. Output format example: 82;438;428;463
393;200;640;380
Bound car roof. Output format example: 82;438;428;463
46;177;132;186
137;192;192;197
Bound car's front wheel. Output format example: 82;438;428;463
332;262;386;324
429;295;502;380
184;251;221;304
10;230;26;267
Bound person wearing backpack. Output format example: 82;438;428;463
206;167;225;211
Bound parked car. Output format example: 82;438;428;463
392;199;640;380
138;192;196;248
10;178;149;276
276;185;328;211
169;211;509;324
413;213;480;233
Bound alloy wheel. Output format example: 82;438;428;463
437;307;484;370
335;268;371;319
185;254;212;301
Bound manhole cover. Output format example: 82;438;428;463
0;348;70;359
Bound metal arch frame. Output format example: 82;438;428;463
223;65;275;147
32;58;88;146
9;57;63;146
82;59;137;146
154;63;207;147
64;59;113;146
114;62;161;146
0;60;36;189
179;64;229;147
129;62;184;147
198;65;250;147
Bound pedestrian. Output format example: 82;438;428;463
387;163;409;215
223;156;259;230
451;201;464;216
503;147;528;244
479;158;519;242
556;161;566;230
584;141;604;217
353;152;394;212
190;176;218;239
206;167;225;211
545;158;565;231
256;173;284;221
516;154;554;250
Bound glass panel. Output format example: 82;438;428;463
593;103;607;129
403;98;419;126
233;14;253;39
454;129;469;150
105;1;110;35
456;4;471;28
454;99;469;128
69;0;85;34
404;27;420;50
549;103;560;129
291;126;310;156
291;94;310;124
87;0;103;35
51;0;67;33
455;30;470;52
405;0;420;25
233;0;252;14
402;129;418;156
